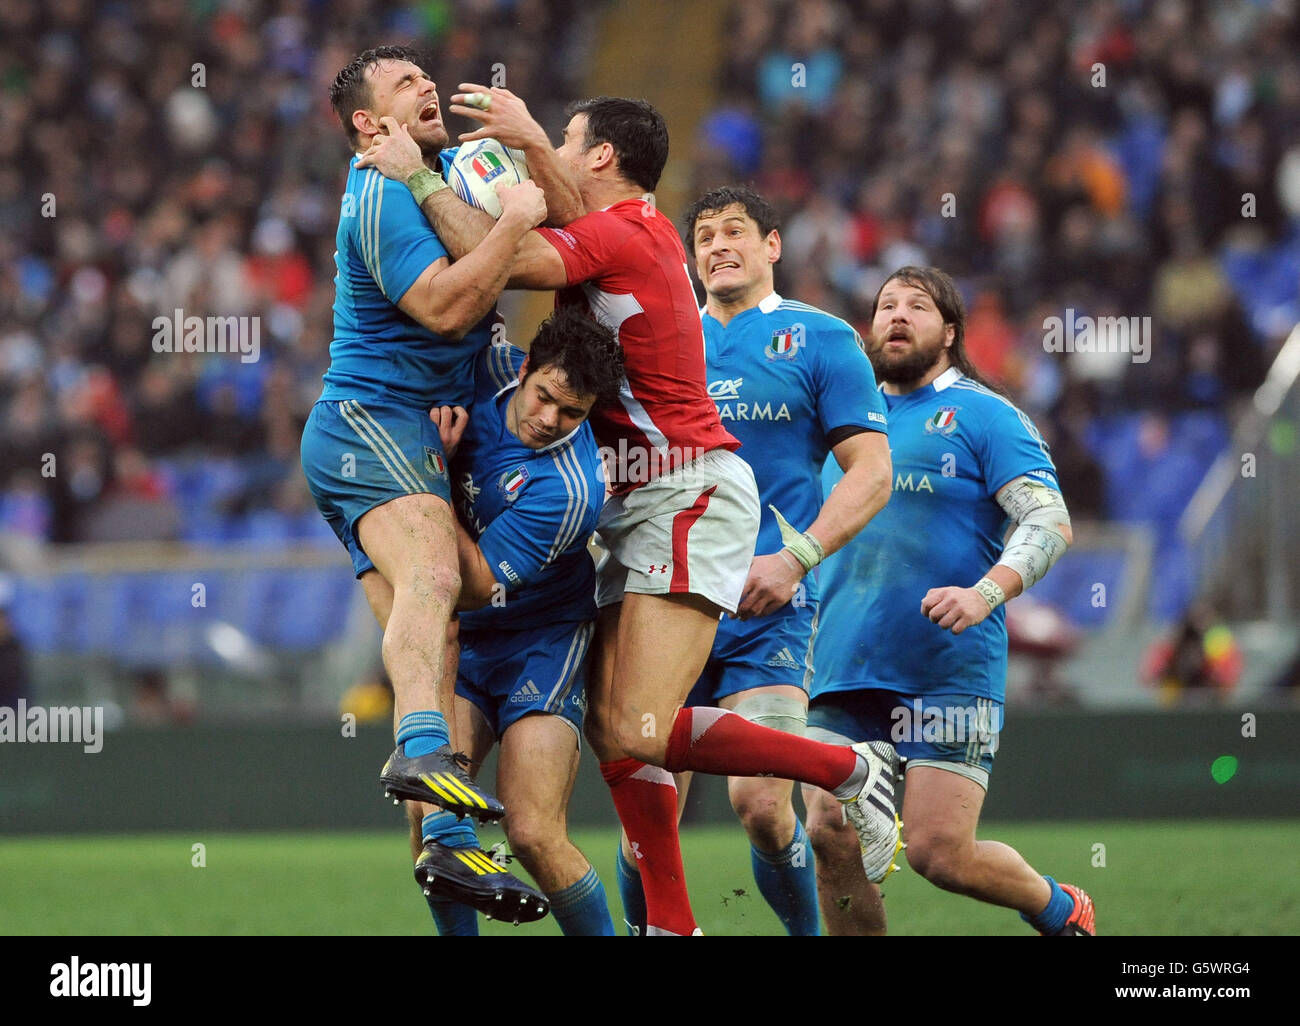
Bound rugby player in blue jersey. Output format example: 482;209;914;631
410;306;622;934
302;47;577;914
802;266;1096;936
613;186;894;935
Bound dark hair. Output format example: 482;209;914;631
564;96;668;192
330;45;426;148
871;265;1003;392
682;184;780;257
526;306;625;408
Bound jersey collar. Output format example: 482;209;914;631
699;291;783;321
932;367;962;392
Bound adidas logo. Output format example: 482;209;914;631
764;647;801;671
451;849;508;875
509;680;542;704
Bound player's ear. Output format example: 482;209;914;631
517;355;530;384
589;141;616;175
944;323;956;348
352;107;378;140
766;229;782;265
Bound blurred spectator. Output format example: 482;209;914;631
1141;604;1244;705
0;578;30;707
129;667;194;726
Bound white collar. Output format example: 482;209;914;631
700;291;783;320
932;367;962;392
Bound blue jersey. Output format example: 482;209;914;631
704;292;886;606
814;367;1059;703
454;343;605;632
323;149;498;410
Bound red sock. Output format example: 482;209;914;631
600;757;696;936
664;707;858;791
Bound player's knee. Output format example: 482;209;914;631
403;562;461;608
503;815;565;869
613;717;667;765
904;832;969;892
731;789;792;851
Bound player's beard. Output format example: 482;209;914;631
410;114;449;156
868;328;948;386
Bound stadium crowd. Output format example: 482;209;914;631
1;0;1296;618
692;0;1297;530
0;0;597;549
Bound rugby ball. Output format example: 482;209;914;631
447;138;531;218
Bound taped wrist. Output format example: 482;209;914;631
407;166;449;206
974;577;1006;611
770;505;824;573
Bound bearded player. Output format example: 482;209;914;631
614;186;893;935
358;90;901;936
802;266;1096;936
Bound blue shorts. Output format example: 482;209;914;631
686;599;819;707
301;398;452;577
456;619;594;741
807;688;1001;787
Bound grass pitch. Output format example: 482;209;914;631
2;820;1295;935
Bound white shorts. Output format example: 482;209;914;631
595;448;759;613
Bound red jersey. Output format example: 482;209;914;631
537;198;739;492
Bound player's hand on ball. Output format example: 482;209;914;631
921;586;991;635
356;116;427;182
735;552;804;620
429;405;469;459
495;179;547;229
450;83;548;150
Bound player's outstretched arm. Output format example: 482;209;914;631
736;430;891;619
397;176;548;339
921;475;1073;634
450;83;585;227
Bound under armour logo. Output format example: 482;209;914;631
630;841;644;861
647;564;668;574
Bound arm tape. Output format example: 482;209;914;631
407;166;449;206
993;477;1071;590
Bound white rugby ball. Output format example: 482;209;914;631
447;138;531;218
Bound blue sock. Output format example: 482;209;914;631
751;818;821;936
397;710;449;758
420;810;480;936
548;865;616;936
421;811;478;849
614;845;647;936
1021;875;1073;934
426;896;479;936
